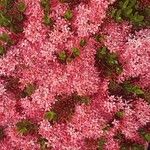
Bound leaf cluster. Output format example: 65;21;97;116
64;9;73;21
40;0;53;26
0;33;14;56
96;47;123;77
108;80;149;103
16;119;38;135
111;0;146;26
57;47;80;64
0;0;26;33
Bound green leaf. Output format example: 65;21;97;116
119;1;124;8
107;53;118;65
15;13;24;22
74;94;90;105
16;120;38;135
144;7;150;17
72;47;80;58
17;2;26;12
116;9;122;22
38;137;49;150
58;51;67;62
40;0;49;8
97;47;107;59
0;45;6;56
0;0;13;9
124;7;133;17
0;32;14;45
134;15;144;23
132;86;144;95
22;83;37;97
115;66;123;74
44;111;57;122
128;0;137;8
115;110;125;119
96;46;123;77
111;8;117;18
43;14;53;26
64;9;73;20
144;133;150;142
80;39;86;47
95;34;104;42
102;124;111;131
123;82;143;95
0;33;9;42
122;0;130;9
123;83;144;95
0;12;11;27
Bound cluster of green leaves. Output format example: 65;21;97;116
40;0;53;26
108;80;149;103
16;119;38;135
57;47;80;64
111;0;144;26
64;9;73;21
0;33;14;56
37;136;50;150
138;123;150;142
0;0;26;33
21;83;37;98
0;126;5;141
102;123;112;131
96;47;123;77
114;131;145;150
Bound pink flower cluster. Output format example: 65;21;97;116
0;0;150;150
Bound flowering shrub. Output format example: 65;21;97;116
0;0;150;150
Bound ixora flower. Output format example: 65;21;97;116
0;0;150;149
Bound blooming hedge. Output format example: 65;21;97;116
0;0;150;150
